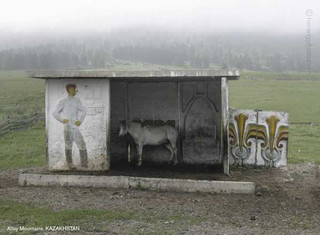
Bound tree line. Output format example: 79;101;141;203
0;30;319;72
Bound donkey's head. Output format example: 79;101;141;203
119;122;128;137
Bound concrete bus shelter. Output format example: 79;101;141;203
27;70;240;175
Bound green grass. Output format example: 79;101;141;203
0;71;46;170
288;124;320;164
0;123;46;170
0;71;45;120
0;200;136;232
229;73;320;123
0;200;202;233
241;70;320;81
229;71;320;164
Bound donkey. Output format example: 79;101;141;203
119;121;178;166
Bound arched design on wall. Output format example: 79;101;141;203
182;95;220;164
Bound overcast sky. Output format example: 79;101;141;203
0;0;319;34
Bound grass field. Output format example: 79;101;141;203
0;200;136;231
0;70;319;170
229;71;320;164
0;71;45;120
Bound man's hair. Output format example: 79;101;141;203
66;84;76;91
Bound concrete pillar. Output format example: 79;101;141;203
221;77;230;175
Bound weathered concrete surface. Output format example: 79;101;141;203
229;109;289;167
19;174;129;188
180;81;221;164
128;177;255;194
27;69;240;80
19;173;256;194
221;77;229;174
46;79;110;171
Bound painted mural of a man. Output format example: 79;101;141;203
53;84;88;169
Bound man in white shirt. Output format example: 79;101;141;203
53;84;88;169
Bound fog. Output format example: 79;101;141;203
0;0;319;72
1;0;319;34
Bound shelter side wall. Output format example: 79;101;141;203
179;81;222;165
110;82;128;162
47;79;110;171
221;78;229;174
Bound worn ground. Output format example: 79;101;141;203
0;163;319;234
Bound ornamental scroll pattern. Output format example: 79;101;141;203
229;110;289;167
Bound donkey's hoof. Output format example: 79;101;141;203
169;160;178;166
137;162;142;167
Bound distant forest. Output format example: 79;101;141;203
0;29;319;72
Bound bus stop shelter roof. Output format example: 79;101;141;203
27;69;240;82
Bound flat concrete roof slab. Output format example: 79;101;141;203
26;69;240;81
19;173;255;194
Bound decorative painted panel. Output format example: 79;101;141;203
47;79;110;171
229;109;289;167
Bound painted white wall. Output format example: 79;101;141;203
229;109;257;166
258;111;289;167
46;79;110;171
229;109;289;167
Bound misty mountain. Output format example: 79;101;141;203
0;30;319;72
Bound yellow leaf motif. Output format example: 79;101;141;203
228;122;237;147
266;116;280;152
245;124;267;149
276;125;289;149
234;113;248;148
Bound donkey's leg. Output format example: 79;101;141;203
136;144;143;166
169;137;178;166
172;145;178;166
164;143;174;164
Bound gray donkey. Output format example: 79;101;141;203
119;121;178;166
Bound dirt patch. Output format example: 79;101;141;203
1;163;320;234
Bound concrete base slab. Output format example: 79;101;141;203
18;173;256;194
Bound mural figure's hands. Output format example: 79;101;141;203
74;120;82;126
62;119;69;124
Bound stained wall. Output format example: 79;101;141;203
46;79;110;171
229;109;289;167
